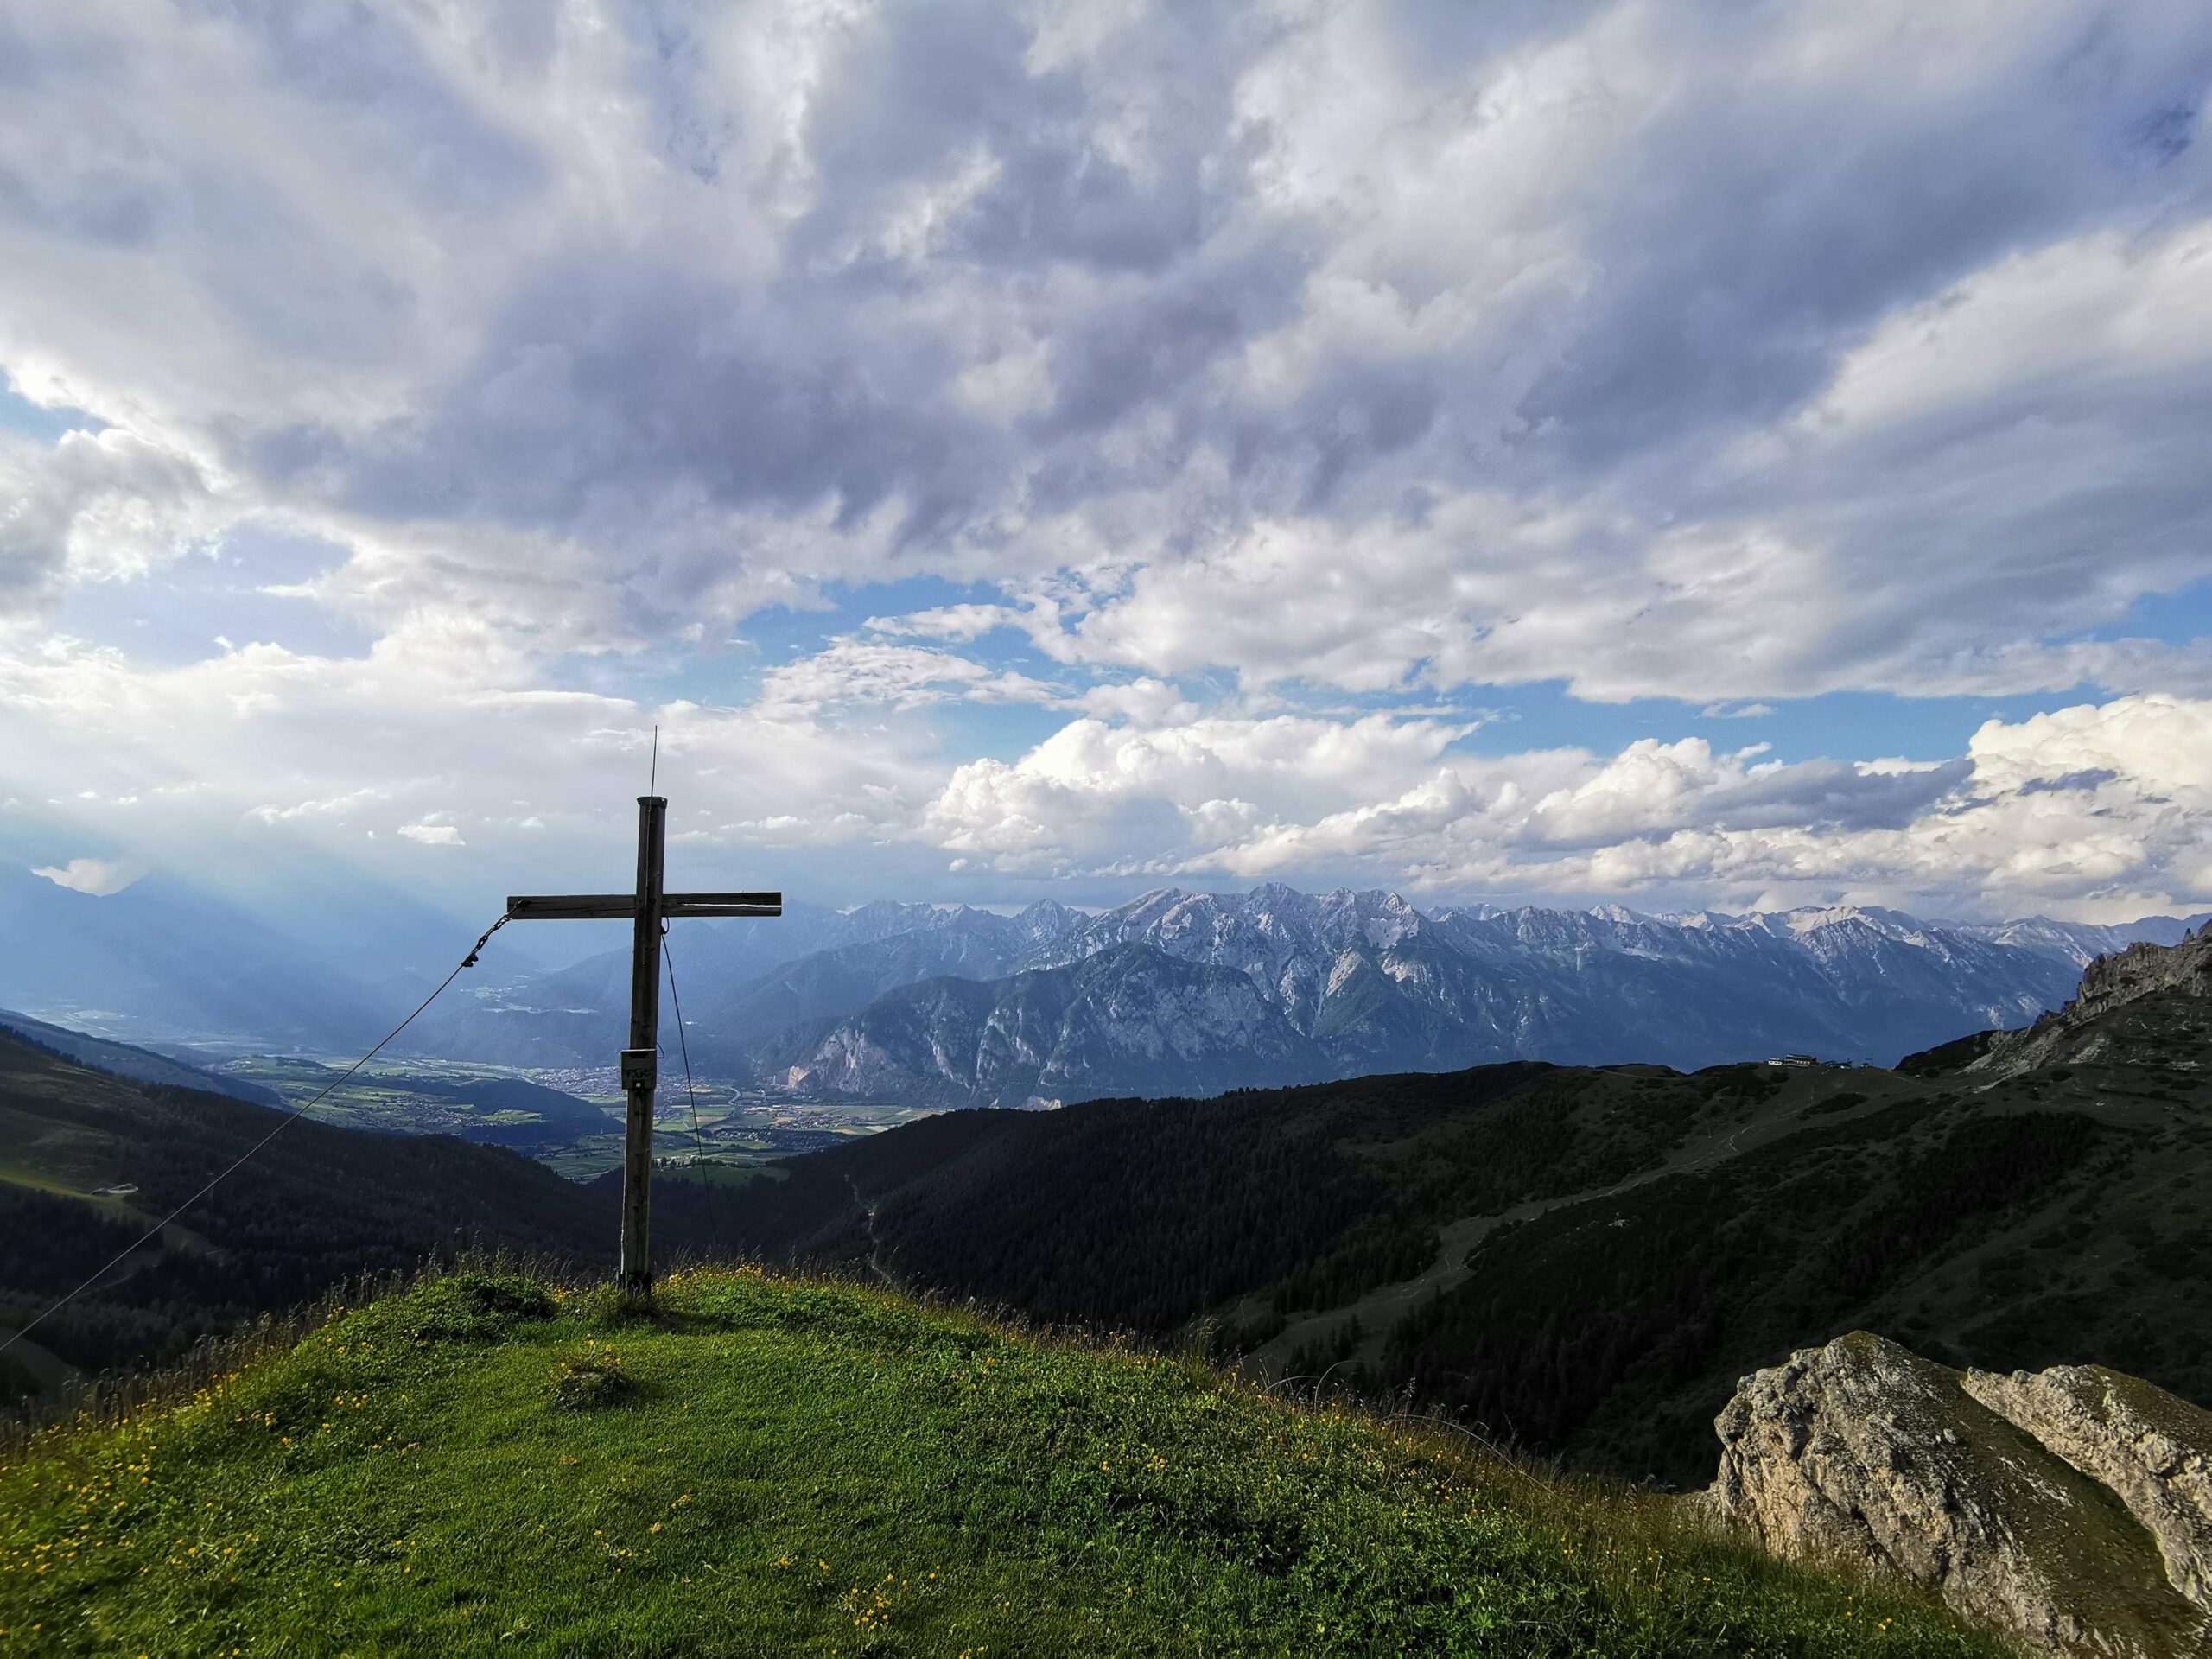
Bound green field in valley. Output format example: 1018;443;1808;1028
207;1056;931;1179
207;1057;620;1147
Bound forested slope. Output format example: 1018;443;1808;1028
0;1032;753;1397
714;932;2212;1487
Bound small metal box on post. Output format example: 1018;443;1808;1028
505;795;780;1306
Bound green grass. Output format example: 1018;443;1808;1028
207;1056;925;1179
210;1057;620;1145
663;1161;792;1189
0;1269;2010;1657
531;1130;632;1181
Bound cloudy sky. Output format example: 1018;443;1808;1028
3;0;2210;926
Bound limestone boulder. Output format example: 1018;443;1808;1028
1707;1332;2208;1657
1964;1363;2212;1611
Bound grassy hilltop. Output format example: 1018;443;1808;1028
0;1269;2001;1657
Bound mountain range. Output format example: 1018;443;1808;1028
413;885;2202;1103
6;891;2209;1514
10;861;2199;1105
8;891;2204;1654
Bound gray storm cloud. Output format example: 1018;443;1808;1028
0;0;2209;919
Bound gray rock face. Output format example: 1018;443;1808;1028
1707;1332;2211;1657
1965;1364;2212;1611
1967;925;2212;1082
754;944;1331;1107
2065;927;2212;1022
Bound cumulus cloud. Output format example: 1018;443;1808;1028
1964;694;2212;799
925;712;1481;874
918;694;2212;918
2;2;2210;922
1078;677;1200;726
0;428;225;606
863;605;1019;645
29;855;141;896
757;639;1066;714
245;786;390;825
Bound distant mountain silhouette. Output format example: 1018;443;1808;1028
704;887;2199;1102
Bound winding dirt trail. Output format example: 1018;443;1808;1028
1239;1069;1923;1380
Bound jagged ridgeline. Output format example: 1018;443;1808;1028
709;926;2212;1490
398;885;2204;1094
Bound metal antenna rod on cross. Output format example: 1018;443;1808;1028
505;796;781;1303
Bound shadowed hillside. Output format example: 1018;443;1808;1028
0;1033;762;1400
712;928;2212;1487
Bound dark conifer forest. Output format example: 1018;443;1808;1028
0;1030;713;1394
694;1025;2210;1486
6;956;2208;1494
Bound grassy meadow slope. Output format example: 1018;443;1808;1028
0;1269;2003;1657
704;936;2211;1488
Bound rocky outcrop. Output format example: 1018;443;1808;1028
1707;1332;2210;1657
1965;1363;2212;1610
2061;926;2212;1024
1967;925;2212;1081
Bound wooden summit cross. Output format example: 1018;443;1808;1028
505;795;780;1303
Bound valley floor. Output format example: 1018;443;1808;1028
0;1268;2002;1656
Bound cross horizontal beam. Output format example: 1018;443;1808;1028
505;892;782;921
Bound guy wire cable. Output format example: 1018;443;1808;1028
662;924;707;1165
0;911;512;1361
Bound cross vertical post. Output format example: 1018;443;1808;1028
505;793;780;1306
620;796;666;1302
